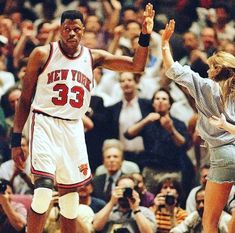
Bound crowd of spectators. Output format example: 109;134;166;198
0;0;235;232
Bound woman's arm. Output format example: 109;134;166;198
161;20;175;70
209;114;235;135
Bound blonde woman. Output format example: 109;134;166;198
161;19;235;233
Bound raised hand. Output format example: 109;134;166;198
142;3;155;34
161;19;175;44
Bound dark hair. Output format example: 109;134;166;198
213;3;230;15
0;178;12;189
200;164;210;171
61;10;84;24
195;187;205;200
155;176;183;205
151;88;174;106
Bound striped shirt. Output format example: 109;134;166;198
166;62;235;148
155;207;188;233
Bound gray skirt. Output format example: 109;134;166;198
207;143;235;183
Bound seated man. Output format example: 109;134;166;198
93;175;156;233
0;178;27;233
92;139;126;202
170;187;231;233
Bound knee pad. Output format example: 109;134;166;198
59;192;79;219
31;187;53;214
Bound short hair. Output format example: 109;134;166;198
61;10;84;24
116;174;136;186
102;139;124;154
151;88;174;106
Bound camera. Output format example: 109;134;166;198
0;180;7;194
165;194;176;206
123;187;133;198
114;228;131;233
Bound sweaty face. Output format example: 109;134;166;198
60;19;84;48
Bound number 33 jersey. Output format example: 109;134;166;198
32;41;94;120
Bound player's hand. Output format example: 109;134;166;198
12;147;26;171
142;3;155;34
209;114;227;129
161;19;175;44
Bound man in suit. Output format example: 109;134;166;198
92;139;125;202
106;72;152;170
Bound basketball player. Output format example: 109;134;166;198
161;20;235;233
11;4;155;233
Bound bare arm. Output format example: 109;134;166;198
161;20;175;71
103;0;122;35
13;46;49;133
0;195;26;231
12;45;49;170
93;187;122;231
92;3;155;74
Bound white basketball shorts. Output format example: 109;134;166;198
29;111;92;188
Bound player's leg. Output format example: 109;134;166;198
202;180;233;233
58;187;79;233
27;176;54;233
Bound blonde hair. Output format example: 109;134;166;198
207;51;235;103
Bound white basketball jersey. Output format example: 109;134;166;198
32;42;93;120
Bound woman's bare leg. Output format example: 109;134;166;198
203;180;233;233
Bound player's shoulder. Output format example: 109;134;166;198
29;44;51;65
32;44;51;57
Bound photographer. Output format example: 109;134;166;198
0;179;27;233
170;187;231;233
93;175;156;233
149;175;188;233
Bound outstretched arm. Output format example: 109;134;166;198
92;3;155;73
161;20;175;70
209;114;235;135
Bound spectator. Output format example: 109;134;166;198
150;175;188;233
0;135;33;195
186;164;210;213
0;178;27;233
132;172;154;208
200;26;218;57
125;88;194;195
78;182;106;213
106;72;152;169
93;174;156;233
170;187;231;233
92;139;126;202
